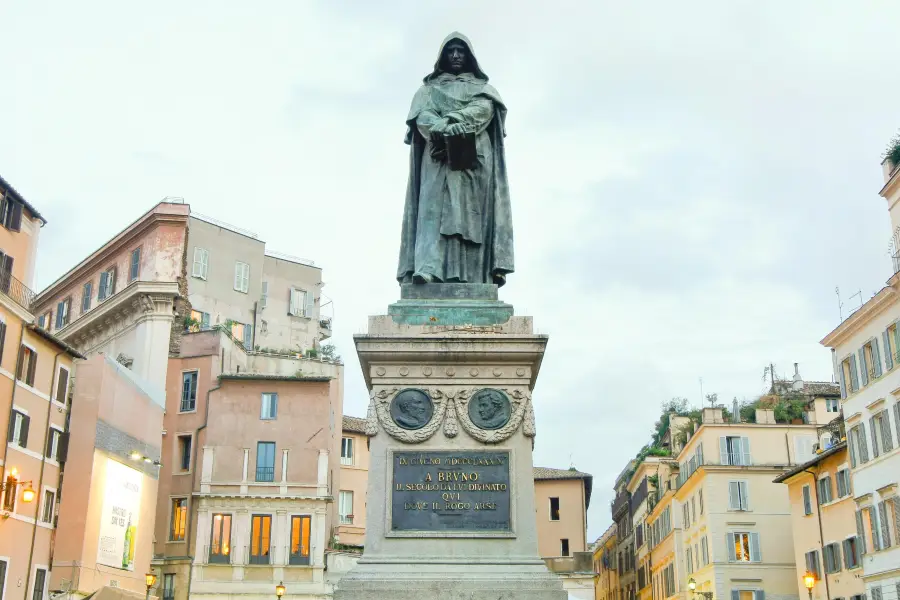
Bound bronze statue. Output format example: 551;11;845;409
397;33;514;287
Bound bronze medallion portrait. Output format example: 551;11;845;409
390;389;434;430
468;389;511;430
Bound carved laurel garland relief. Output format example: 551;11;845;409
365;387;536;444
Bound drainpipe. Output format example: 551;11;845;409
251;301;258;351
185;384;217;600
24;350;64;600
804;469;831;600
0;323;26;470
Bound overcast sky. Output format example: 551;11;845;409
3;2;899;540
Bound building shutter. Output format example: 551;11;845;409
57;432;69;463
895;404;900;447
755;591;765;600
739;481;749;510
858;425;870;463
20;414;30;447
731;591;740;600
870;419;880;458
842;539;851;569
878;502;891;548
99;271;109;299
750;532;761;562
849;353;860;391
27;351;37;385
201;312;210;329
883;330;894;370
880;414;893;452
305;291;314;318
838;364;847;399
10;201;22;231
893;498;900;547
6;412;16;442
234;263;242;290
871;587;882;600
872;338;883;378
859;348;869;386
855;510;867;554
726;532;736;562
832;543;842;572
719;437;729;464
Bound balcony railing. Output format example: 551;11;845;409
340;514;354;525
0;267;35;313
255;466;275;482
611;492;630;519
817;414;845;450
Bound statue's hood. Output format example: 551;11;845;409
424;32;488;83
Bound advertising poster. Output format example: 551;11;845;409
96;458;142;571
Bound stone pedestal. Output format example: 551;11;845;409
334;284;566;600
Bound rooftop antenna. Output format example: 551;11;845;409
849;289;863;312
835;287;843;322
699;377;703;408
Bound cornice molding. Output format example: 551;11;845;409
821;287;898;347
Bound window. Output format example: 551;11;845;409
728;532;761;562
7;409;29;447
192;248;209;280
686;547;693;574
261;393;278;420
290;515;312;565
98;267;116;300
824;542;842;574
701;536;709;566
55;298;70;329
805;549;821;579
129;247;141;282
170;498;187;541
860;339;883;383
234;261;250;293
561;538;570;557
818;476;834;504
249;515;272;564
843;537;860;569
720;436;750;466
177;435;192;472
826;398;840;413
289;288;308;316
840;356;859;397
261;281;268;308
40;489;55;523
256;442;275;482
0;320;6;366
802;485;813;515
341;437;354;466
180;371;198;412
728;481;749;511
691;496;696;523
836;469;851;497
162;574;175;600
889;324;900;364
871;411;894;456
37;311;50;330
849;424;869;467
0;195;23;231
550;497;560;521
46;428;62;461
732;591;763;600
339;490;354;524
699;488;704;514
635;523;643;547
795;435;817;463
55;366;70;405
32;568;46;600
209;514;232;563
189;309;210;330
0;560;7;600
683;501;690;527
17;345;37;386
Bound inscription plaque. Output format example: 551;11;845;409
391;450;511;533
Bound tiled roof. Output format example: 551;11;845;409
534;466;593;510
772;441;848;483
771;379;840;397
0;172;46;224
343;415;368;434
218;373;331;382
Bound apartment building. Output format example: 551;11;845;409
153;329;343;600
817;155;900;600
774;424;865;600
337;417;368;548
594;524;619;600
611;461;636;600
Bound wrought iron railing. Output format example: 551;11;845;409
255;466;275;482
0;267;35;313
817;415;845;450
611;492;630;518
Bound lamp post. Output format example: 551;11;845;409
803;571;816;600
688;578;713;600
144;572;157;600
1;469;35;506
276;581;286;600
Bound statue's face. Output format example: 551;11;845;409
405;397;427;418
477;396;500;420
443;40;469;74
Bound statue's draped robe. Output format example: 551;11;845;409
396;33;514;286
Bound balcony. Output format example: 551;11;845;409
255;466;275;482
319;317;333;340
611;491;630;519
0;267;35;313
817;414;845;450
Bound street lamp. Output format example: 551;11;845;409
1;470;35;505
689;579;697;592
688;578;713;600
275;582;285;599
803;572;816;600
144;572;157;600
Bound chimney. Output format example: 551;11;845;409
732;397;739;423
792;362;804;392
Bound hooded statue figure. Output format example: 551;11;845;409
396;32;514;287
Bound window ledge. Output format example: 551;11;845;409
865;397;887;410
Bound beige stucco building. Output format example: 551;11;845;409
815;153;900;600
774;435;865;600
337;417;369;548
152;329;343;600
594;524;619;600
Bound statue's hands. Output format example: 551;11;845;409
445;123;467;136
